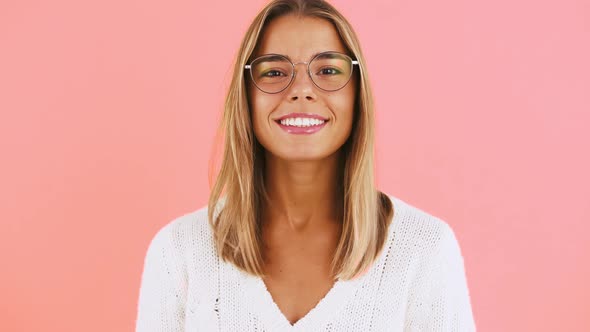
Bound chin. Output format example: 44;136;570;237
267;145;343;163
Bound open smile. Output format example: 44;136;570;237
273;113;330;135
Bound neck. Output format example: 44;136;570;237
262;150;344;233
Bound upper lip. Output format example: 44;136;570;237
274;113;330;122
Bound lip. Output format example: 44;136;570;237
274;113;329;135
276;120;328;135
273;112;329;121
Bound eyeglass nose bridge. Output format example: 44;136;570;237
289;60;310;80
292;61;310;66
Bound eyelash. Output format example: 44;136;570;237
317;67;340;75
262;70;287;77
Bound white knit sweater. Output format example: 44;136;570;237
135;195;476;331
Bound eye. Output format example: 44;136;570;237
261;69;288;77
317;67;341;75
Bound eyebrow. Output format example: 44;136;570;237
259;54;289;62
255;51;343;62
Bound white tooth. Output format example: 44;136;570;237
281;117;327;127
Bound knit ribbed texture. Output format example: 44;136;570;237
136;195;476;331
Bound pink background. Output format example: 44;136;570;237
1;0;589;331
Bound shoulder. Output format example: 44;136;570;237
385;194;460;259
153;205;210;240
144;203;216;262
383;195;476;329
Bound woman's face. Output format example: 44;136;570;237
248;15;356;162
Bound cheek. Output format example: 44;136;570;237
249;85;265;120
249;89;279;138
332;86;356;125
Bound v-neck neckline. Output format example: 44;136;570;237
245;273;362;331
243;196;400;331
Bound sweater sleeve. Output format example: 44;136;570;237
406;223;477;331
136;224;188;332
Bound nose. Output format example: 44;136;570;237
286;63;317;102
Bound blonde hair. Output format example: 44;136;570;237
208;0;393;280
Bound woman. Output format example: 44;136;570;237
136;0;476;331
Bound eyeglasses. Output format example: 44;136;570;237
244;51;359;94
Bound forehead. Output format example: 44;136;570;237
255;15;348;60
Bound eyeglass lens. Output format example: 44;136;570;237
250;53;354;93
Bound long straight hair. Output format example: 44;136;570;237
208;0;393;280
